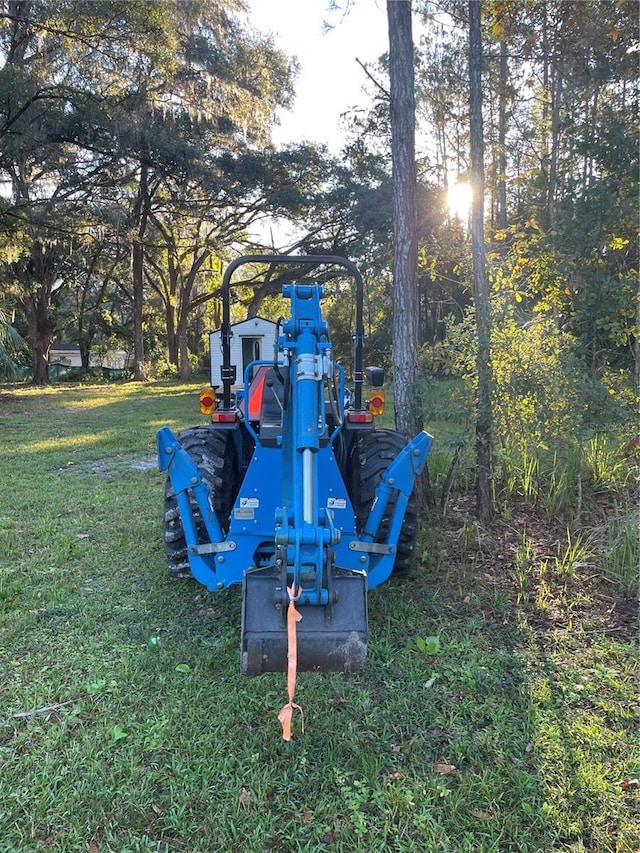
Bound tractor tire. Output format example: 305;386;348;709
163;426;238;579
349;429;418;576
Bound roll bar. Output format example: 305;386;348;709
220;255;365;409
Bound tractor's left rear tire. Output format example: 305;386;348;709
348;428;419;576
163;426;238;579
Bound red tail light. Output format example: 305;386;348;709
211;411;237;424
347;411;373;424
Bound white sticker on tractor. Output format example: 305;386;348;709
240;497;259;508
327;498;347;509
234;508;255;520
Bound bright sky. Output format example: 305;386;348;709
246;0;390;152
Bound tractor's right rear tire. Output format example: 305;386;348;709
163;426;238;579
349;429;419;576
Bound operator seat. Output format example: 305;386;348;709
258;368;285;446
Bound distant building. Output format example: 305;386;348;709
49;343;131;370
209;317;278;387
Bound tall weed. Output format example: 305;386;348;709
590;501;640;598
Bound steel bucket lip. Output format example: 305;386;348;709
241;567;368;676
242;630;368;676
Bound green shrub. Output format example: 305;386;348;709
420;299;637;518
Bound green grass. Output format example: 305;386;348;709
0;381;638;852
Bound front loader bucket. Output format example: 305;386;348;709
241;566;368;677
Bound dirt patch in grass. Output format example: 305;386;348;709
57;453;158;478
439;499;638;642
0;391;29;415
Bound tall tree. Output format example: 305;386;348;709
144;143;335;379
0;0;294;382
387;0;421;437
468;0;492;520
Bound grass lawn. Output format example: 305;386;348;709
0;381;638;852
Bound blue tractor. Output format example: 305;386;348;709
157;255;431;676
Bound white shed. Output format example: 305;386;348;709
209;317;278;388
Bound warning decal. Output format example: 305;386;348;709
327;498;347;510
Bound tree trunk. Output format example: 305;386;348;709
247;280;281;318
497;38;508;233
164;255;180;366
177;280;191;381
546;63;563;231
165;300;178;366
22;293;54;385
17;240;59;386
387;0;421;438
634;299;640;407
469;0;493;521
131;160;150;381
176;319;191;381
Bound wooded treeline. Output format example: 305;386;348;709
0;0;637;399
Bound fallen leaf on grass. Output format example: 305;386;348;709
435;763;456;775
319;831;334;844
620;778;639;790
469;809;491;821
302;809;313;822
89;842;100;853
239;788;251;808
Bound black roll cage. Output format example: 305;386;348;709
220;255;366;411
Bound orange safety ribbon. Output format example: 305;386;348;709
278;584;304;741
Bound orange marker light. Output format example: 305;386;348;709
199;388;216;415
368;390;385;416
